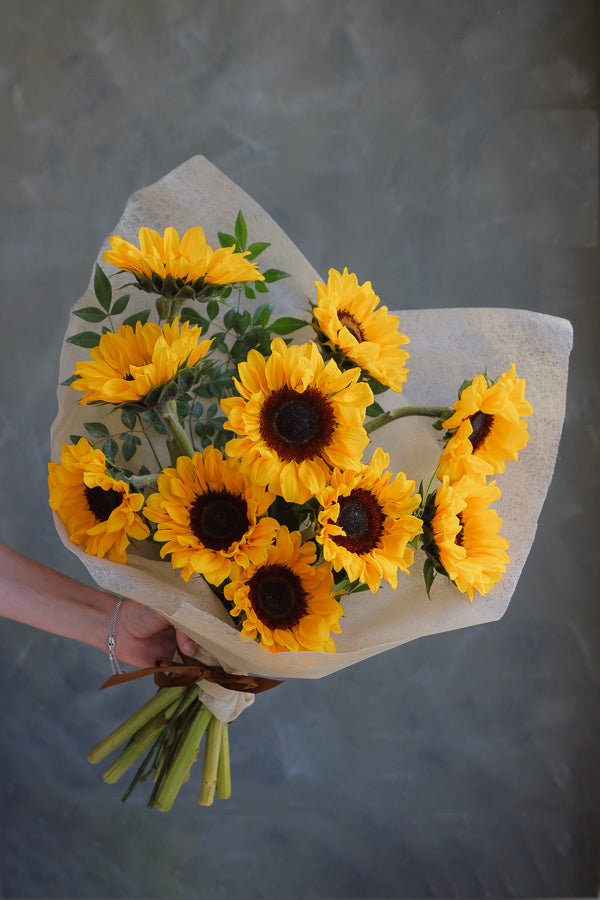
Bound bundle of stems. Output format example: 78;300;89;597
88;683;231;810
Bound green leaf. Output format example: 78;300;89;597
254;281;269;294
214;334;228;354
102;438;118;460
366;401;384;417
122;434;140;462
423;558;436;598
269;316;307;336
121;408;137;431
234;210;247;251
110;294;130;316
122;309;151;329
206;403;218;418
61;374;79;387
207;300;220;320
181;307;209;330
94;264;112;311
262;268;291;284
217;231;236;249
246;241;270;260
84;421;110;439
69;434;82;444
220;286;233;300
73;306;108;323
253;303;272;327
223;309;238;331
67;331;101;349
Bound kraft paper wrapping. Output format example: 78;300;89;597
50;157;572;720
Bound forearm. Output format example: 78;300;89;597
0;541;114;653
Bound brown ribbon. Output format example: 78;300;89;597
99;654;283;694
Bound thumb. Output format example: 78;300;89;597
176;629;197;658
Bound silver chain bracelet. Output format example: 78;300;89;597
107;597;123;675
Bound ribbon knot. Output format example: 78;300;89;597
99;655;283;694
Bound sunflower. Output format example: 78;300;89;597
221;337;373;504
437;365;533;482
313;267;410;392
103;226;263;298
426;475;509;600
224;526;342;653
144;446;279;585
71;318;212;405
48;438;149;564
315;447;422;592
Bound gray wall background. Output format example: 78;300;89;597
0;1;598;898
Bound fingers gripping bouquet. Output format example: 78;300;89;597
49;157;572;811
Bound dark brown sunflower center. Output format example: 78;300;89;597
333;488;385;555
468;411;494;451
260;386;336;463
248;563;308;629
189;491;249;551
85;486;122;522
338;309;365;341
455;513;465;547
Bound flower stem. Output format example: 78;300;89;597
161;400;194;461
102;689;197;784
216;724;231;800
198;716;224;806
365;405;452;435
87;686;187;765
127;473;159;490
154;703;212;812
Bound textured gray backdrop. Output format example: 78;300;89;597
0;1;598;898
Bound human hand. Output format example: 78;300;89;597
114;598;198;669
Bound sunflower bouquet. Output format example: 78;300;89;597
48;157;572;811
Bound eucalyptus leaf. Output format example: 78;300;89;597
207;300;219;320
254;281;269;294
244;287;256;300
